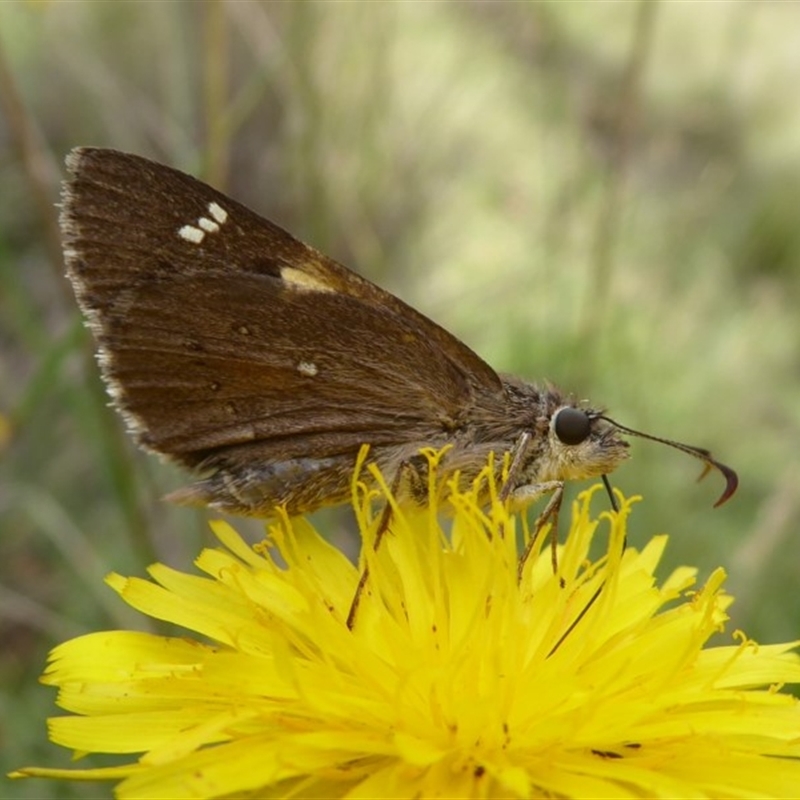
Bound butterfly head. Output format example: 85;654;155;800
534;404;737;508
537;406;630;483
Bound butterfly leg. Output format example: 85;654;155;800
346;566;371;631
344;500;393;630
499;431;531;506
497;432;566;581
514;483;564;584
505;469;597;655
346;458;423;630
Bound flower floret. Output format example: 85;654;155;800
12;452;800;798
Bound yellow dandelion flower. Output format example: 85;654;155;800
12;450;800;798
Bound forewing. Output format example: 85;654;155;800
61;148;504;468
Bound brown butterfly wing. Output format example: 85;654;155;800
62;148;504;472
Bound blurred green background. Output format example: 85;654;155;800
1;2;799;797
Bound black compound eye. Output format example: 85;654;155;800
553;407;592;446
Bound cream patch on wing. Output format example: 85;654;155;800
279;267;337;293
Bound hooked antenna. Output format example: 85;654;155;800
598;415;738;507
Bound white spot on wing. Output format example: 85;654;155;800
198;217;220;233
178;224;205;243
208;202;228;223
178;203;228;244
297;361;318;377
